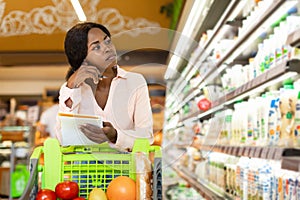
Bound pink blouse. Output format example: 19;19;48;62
57;66;154;151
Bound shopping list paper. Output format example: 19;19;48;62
59;113;103;146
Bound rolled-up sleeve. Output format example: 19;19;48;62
59;82;82;113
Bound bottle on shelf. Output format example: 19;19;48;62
279;80;297;147
293;91;300;147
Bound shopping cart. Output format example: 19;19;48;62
19;138;162;199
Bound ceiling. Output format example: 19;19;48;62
0;0;183;87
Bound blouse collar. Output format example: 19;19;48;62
115;65;128;79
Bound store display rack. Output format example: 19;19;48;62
170;144;300;200
179;59;300;124
164;0;300;199
197;143;300;170
172;165;234;200
166;0;296;122
165;0;240;105
0;126;34;199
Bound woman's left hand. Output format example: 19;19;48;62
79;121;117;143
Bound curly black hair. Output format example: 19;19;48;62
64;22;111;80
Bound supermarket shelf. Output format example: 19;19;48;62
164;0;300;198
166;59;300;127
281;157;300;172
287;27;300;47
180;104;224;123
197;144;300;172
164;122;184;133
167;0;295;117
190;0;287;89
166;0;240;107
196;144;300;160
172;165;234;200
214;59;300;107
170;147;300;199
225;0;298;64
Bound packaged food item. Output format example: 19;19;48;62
279;80;297;147
293;91;300;147
135;152;152;200
268;97;281;146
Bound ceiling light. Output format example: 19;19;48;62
164;0;210;80
164;55;181;80
70;0;87;22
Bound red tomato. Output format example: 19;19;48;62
55;181;79;199
36;189;56;200
197;98;211;111
73;197;85;200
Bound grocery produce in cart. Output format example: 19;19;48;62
19;138;162;200
106;176;136;200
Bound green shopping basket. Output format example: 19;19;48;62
19;138;162;199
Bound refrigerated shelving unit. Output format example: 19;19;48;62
163;0;300;199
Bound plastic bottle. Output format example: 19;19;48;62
262;39;270;72
296;174;300;200
288;171;298;200
224;109;233;145
240;102;248;145
269;160;281;200
255;159;267;199
275;169;286;200
257;95;270;146
251;99;259;146
247;100;255;146
247;158;259;199
273;27;283;65
293;91;300;147
268;34;276;69
279;80;297;147
259;161;272;200
236;157;250;199
255;43;264;77
232;102;242;145
268;98;281;146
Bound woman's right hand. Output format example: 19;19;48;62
67;62;101;89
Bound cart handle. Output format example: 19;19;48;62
19;146;44;200
30;146;43;160
150;145;162;158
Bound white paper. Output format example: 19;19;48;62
59;114;103;146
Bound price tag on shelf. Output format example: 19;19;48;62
232;147;239;156
274;148;284;160
267;147;276;160
254;147;262;158
248;80;253;89
249;147;256;158
261;147;269;159
223;146;229;154
241;84;247;93
228;146;234;155
244;147;250;157
222;146;227;154
227;92;234;100
238;147;244;157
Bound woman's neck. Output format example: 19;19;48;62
97;65;117;88
103;65;117;78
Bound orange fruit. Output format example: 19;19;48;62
106;176;136;200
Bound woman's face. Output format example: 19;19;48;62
85;28;117;73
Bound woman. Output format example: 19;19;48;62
58;22;154;151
